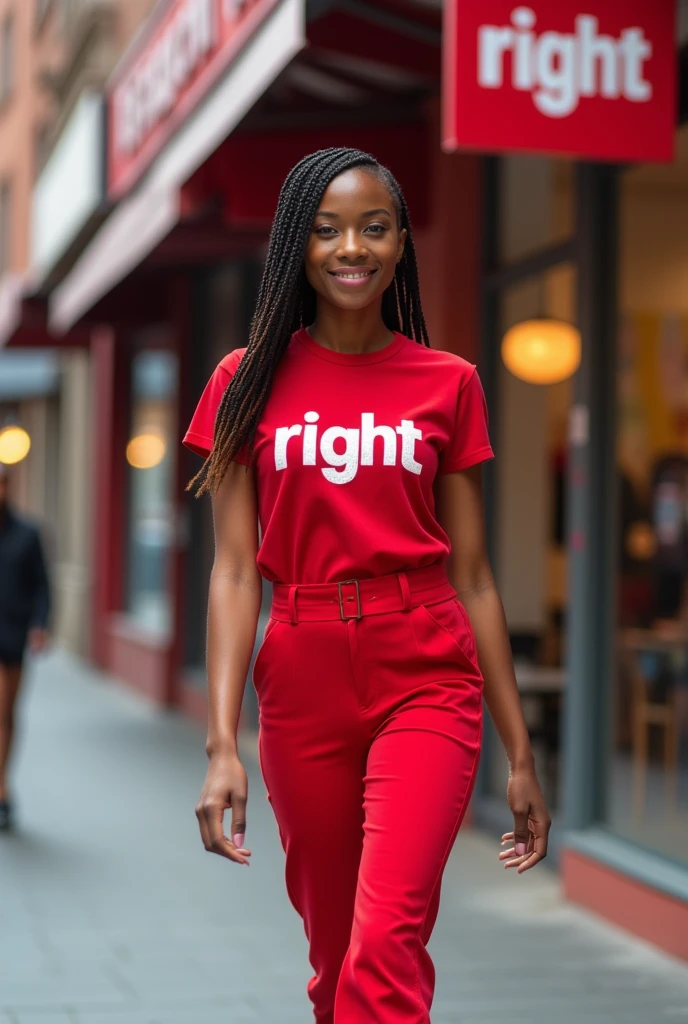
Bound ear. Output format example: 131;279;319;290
396;227;407;264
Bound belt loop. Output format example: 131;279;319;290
397;571;412;611
288;585;298;625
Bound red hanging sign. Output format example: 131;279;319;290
443;1;676;162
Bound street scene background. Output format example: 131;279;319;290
2;1;688;1021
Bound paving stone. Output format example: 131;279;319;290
73;1010;259;1024
0;967;127;1009
14;1016;75;1024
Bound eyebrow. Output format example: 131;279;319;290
314;208;393;219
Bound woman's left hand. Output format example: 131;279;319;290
499;767;551;873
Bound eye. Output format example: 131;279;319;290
364;223;387;235
314;225;337;236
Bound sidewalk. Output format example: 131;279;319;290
1;649;687;1024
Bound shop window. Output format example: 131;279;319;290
498;156;574;265
125;348;178;637
486;262;576;817
0;14;14;107
0;178;11;276
611;124;688;865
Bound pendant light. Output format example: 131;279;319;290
126;432;166;470
502;318;581;385
501;276;581;385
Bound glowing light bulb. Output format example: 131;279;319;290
502;319;581;385
126;433;166;469
0;426;31;465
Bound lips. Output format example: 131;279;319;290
328;269;378;287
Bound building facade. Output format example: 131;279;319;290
0;0;70;639
0;0;161;652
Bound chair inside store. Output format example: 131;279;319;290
619;636;681;822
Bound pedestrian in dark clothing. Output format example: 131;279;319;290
0;464;51;830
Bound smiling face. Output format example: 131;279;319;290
304;168;407;315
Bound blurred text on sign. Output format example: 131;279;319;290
108;0;282;200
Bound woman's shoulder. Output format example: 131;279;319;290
403;337;476;383
218;346;248;375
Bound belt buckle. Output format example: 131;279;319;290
338;579;362;620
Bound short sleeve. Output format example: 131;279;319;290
182;349;252;464
437;366;494;474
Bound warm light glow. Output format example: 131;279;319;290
625;521;656;562
502;319;581;385
126;433;166;469
0;426;31;465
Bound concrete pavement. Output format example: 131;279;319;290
1;649;687;1023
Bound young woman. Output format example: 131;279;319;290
183;147;551;1024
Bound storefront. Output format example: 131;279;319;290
559;122;688;960
458;1;688;961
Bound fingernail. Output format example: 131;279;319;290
233;833;245;848
515;843;527;856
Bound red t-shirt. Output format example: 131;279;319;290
183;327;494;584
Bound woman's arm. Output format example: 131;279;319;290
434;464;551;872
196;459;263;866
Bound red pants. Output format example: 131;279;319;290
253;561;483;1023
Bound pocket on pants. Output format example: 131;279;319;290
415;596;479;671
252;616;285;691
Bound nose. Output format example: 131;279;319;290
336;227;367;262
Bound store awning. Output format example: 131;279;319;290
50;0;306;334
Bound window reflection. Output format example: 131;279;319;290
613;126;688;863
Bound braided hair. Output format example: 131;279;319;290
188;146;430;496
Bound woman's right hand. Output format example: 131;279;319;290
195;752;251;866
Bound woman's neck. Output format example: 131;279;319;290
309;304;393;355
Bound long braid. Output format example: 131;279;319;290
188;147;431;496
